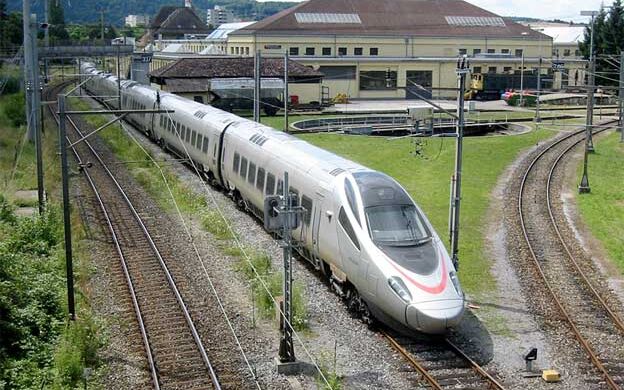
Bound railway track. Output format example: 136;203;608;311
383;330;505;389
518;120;624;389
45;81;231;389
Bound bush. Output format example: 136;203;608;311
1;76;22;95
4;92;26;127
0;193;16;224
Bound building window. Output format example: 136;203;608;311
338;47;347;56
318;66;357;80
458;48;467;55
564;49;571;56
289;47;299;56
230;47;234;54
354;47;363;56
235;47;240;55
473;48;481;55
488;66;497;73
515;49;523;57
503;66;512;73
487;48;495;54
370;48;379;56
473;66;482;74
359;70;396;90
305;47;315;55
501;49;510;54
245;47;249;55
575;49;581;56
322;47;331;56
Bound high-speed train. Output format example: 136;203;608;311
80;62;465;334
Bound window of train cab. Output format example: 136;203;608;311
301;195;313;226
338;207;360;250
257;168;265;192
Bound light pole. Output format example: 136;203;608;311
519;31;529;107
579;10;599;194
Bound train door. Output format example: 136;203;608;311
336;206;365;284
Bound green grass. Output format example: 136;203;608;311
576;131;624;273
298;125;565;296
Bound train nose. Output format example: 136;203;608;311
406;299;465;334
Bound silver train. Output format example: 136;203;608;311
80;62;465;334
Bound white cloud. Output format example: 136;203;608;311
464;0;606;20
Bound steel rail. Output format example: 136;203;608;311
443;338;506;390
382;331;505;389
546;130;624;335
518;120;620;390
45;82;161;389
46;83;222;390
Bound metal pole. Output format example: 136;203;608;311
535;56;542;122
23;0;34;142
59;94;76;320
43;0;49;84
587;14;596;152
279;172;295;363
519;51;525;107
284;51;289;131
450;56;468;270
620;51;624;143
36;85;44;215
117;45;121;107
254;50;261;122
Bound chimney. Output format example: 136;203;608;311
185;0;192;7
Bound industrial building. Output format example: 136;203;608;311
226;0;587;102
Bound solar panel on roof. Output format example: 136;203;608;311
295;13;361;24
445;16;506;27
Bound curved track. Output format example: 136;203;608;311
45;81;224;390
518;120;624;389
383;331;506;389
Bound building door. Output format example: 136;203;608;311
406;70;433;99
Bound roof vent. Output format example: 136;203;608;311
194;110;207;119
295;13;361;24
445;16;505;27
329;168;345;176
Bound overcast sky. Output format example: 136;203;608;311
256;0;608;22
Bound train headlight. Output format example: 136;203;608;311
388;277;412;303
450;271;463;297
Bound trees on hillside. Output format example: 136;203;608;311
579;0;624;86
48;0;69;42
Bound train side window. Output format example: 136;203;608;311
256;168;265;192
339;207;360;250
233;152;240;173
196;134;203;149
265;173;275;195
289;186;299;203
301;195;313;226
277;179;283;195
191;130;197;147
344;179;361;225
240;157;248;179
177;123;182;138
202;136;209;153
185;126;191;142
248;162;256;184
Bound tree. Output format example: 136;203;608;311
48;0;69;42
579;0;624;86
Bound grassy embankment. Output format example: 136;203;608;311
69;97;309;330
576;131;624;273
298;123;581;296
0;77;103;389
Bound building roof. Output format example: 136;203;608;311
207;22;256;39
232;0;547;39
149;6;210;35
536;26;585;44
150;57;323;80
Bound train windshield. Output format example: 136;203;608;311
365;204;431;245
